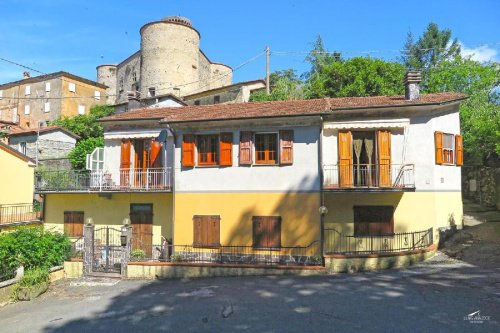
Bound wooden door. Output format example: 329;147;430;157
338;131;353;187
377;130;391;187
130;204;153;257
120;139;131;187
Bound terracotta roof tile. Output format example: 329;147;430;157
100;92;467;124
7;125;80;139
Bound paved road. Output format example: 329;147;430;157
0;253;498;333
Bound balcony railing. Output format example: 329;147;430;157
324;228;433;255
35;168;172;192
323;163;415;190
0;203;41;225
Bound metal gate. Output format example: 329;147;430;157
92;227;123;273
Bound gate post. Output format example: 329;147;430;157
121;225;132;278
83;220;95;275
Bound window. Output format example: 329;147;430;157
435;131;463;166
19;142;27;155
193;215;220;248
94;91;101;100
119;79;124;92
44;102;50;113
353;206;394;237
214;95;220;104
132;71;137;82
194;100;200;106
64;211;84;237
25;85;31;96
148;87;156;97
68;82;76;92
197;135;218;165
24;104;30;115
252;216;281;249
78;105;85;115
45;82;51;92
255;133;278;164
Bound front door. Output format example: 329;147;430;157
130;204;153;258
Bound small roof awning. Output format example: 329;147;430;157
323;118;410;130
104;130;161;140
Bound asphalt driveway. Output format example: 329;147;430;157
0;252;498;333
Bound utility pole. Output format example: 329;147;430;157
265;46;270;95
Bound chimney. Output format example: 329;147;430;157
127;91;141;111
404;70;421;101
23;71;31;79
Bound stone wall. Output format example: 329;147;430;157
462;166;500;209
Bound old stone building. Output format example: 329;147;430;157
98;16;264;110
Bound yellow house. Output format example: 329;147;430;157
0;141;38;226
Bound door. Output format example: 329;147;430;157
130;204;153;258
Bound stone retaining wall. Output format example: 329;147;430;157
462;166;500;209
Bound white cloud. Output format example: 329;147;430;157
460;42;498;62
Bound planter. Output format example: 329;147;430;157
15;281;49;301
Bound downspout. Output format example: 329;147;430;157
318;116;325;262
169;126;176;246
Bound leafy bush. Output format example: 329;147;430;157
131;249;145;260
0;227;71;273
17;268;49;288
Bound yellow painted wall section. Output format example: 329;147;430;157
174;192;321;253
44;193;173;243
61;77;106;118
324;191;462;241
0;148;34;205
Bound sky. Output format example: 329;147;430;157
0;0;498;85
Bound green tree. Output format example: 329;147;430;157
50;105;114;169
424;57;499;163
402;22;461;69
304;57;406;98
250;69;304;102
50;105;114;139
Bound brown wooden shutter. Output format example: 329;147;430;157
182;134;195;167
377;130;391;187
338;131;353;187
279;130;294;165
219;133;233;166
120;139;131;170
239;131;253;165
193;215;202;247
150;141;162;167
435;131;444;165
209;215;221;247
252;217;266;248
64;211;83;237
267;216;282;248
455;135;463;166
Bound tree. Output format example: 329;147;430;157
304;57;406;98
250;69;304;102
304;35;341;80
50;105;114;169
424;58;499;163
402;23;461;69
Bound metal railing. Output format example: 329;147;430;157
0;203;41;224
324;228;433;255
323;163;415;189
130;242;322;266
35;167;173;192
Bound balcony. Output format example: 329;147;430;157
35;168;173;193
0;203;41;226
322;164;415;191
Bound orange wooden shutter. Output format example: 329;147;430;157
219;133;233;166
120;139;131;170
239;131;253;165
279;130;293;165
182;134;195;167
455;135;463;166
435;131;443;165
338;131;353;187
209;216;221;247
150;141;162;167
377;130;391;187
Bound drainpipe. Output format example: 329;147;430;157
318;116;325;261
